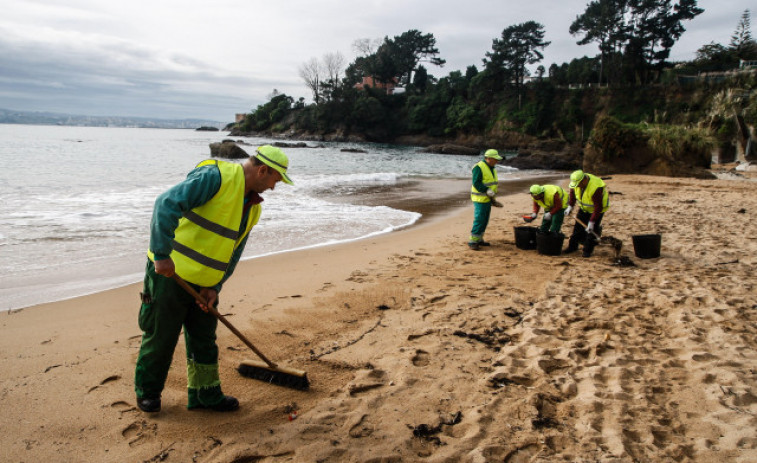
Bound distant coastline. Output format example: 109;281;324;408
0;107;226;129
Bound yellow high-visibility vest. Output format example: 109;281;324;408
574;173;609;213
148;160;260;287
534;185;567;211
471;160;498;203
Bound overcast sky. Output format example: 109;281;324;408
0;0;753;122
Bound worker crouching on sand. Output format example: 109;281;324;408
563;169;609;257
469;149;503;250
524;184;567;234
134;145;293;413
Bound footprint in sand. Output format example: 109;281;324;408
412;349;430;367
110;400;137;415
87;374;121;393
122;419;157;447
348;414;375;438
503;443;541;463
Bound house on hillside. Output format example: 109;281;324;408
354;76;399;95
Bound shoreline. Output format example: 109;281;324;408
3;172;566;312
0;174;755;462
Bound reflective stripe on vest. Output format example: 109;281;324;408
148;160;260;287
471;160;498;203
535;185;567;210
574;173;609;213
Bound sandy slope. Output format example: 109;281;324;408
0;174;755;463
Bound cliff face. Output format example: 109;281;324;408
583;143;716;179
581;116;717;179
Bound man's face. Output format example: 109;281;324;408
486;157;498;167
254;165;282;193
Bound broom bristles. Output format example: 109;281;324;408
237;359;310;391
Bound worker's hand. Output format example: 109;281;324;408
544;212;552;221
154;258;175;277
586;221;595;234
196;288;218;313
565;206;572;216
486;189;496;198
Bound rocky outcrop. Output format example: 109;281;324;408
272;141;310;148
500;141;582;171
209;140;249;159
581;116;716;179
583;143;716;179
420;144;480;156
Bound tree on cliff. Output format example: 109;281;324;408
569;0;629;85
570;0;703;84
299;52;346;104
388;30;446;86
483;21;550;106
299;58;323;104
694;42;737;72
241;93;294;132
625;0;703;82
730;9;757;61
345;30;445;89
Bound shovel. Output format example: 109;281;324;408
574;216;623;258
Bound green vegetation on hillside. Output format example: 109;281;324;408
230;4;756;154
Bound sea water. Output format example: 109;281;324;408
0;124;537;310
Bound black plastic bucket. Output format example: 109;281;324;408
536;232;565;256
632;234;661;258
513;226;538;250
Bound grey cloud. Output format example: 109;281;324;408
1;0;753;120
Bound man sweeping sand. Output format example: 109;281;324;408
135;146;293;413
0;174;755;462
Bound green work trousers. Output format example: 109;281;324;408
540;209;565;234
134;260;225;408
469;201;492;243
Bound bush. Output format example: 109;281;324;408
588;116;646;159
646;125;715;163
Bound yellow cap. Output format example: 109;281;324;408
569;170;585;188
530;184;544;196
255;145;293;185
484;149;502;160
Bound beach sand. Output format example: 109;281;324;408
0;174;755;462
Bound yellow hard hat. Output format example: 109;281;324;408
484;149;502;160
255;145;293;185
569;170;585;188
530;184;544;196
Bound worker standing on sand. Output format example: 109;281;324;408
469;149;503;250
134;145;293;413
524;184;567;235
563;170;609;257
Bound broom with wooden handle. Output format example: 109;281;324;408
171;274;309;390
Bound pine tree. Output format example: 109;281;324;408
730;9;757;61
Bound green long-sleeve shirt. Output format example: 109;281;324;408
149;164;261;292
